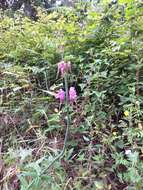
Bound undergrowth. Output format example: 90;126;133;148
0;0;143;189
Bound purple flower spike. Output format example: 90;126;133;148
69;87;77;104
55;89;65;103
57;61;71;76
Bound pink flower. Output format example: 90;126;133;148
57;61;71;76
69;87;77;103
55;89;65;103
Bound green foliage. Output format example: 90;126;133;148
0;0;143;189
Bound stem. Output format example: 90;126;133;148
26;179;36;190
42;74;70;174
136;61;141;96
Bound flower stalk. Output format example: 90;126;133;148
42;74;70;174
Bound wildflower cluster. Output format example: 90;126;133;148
55;61;77;104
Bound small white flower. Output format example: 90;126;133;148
125;149;131;155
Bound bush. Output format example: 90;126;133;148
0;1;143;189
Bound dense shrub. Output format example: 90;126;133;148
0;0;143;189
